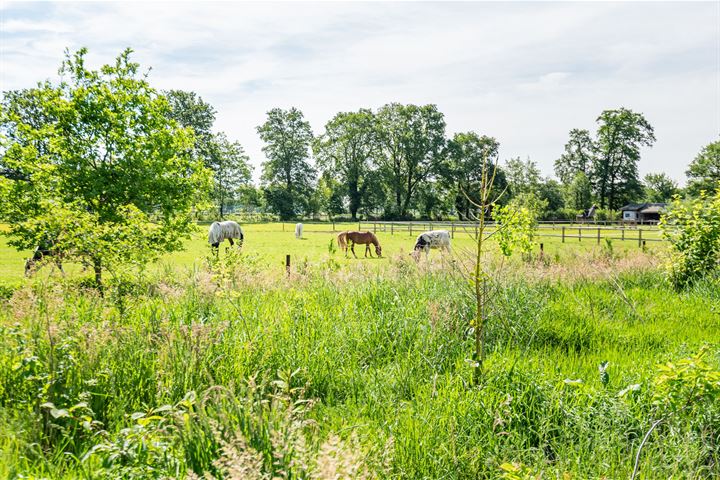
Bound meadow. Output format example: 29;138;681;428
0;222;718;479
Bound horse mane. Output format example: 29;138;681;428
368;231;380;246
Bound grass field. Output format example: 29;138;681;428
0;222;665;285
1;222;717;479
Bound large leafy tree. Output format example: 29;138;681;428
444;132;505;219
564;172;593;210
257;107;315;220
0;48;212;284
208;133;253;218
554;128;594;185
643;172;678;203
686;140;720;195
314;109;377;220
505;157;541;198
164;89;216;161
374;103;446;218
591;108;655;209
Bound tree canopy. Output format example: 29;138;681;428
686;140;720;195
0;48;212;284
257;107;316;219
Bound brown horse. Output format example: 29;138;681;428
337;231;382;258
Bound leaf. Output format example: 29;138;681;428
618;383;642;397
130;412;146;420
50;408;69;419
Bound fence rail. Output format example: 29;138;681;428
357;220;664;247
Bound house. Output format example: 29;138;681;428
619;203;667;223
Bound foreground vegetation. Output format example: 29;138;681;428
1;248;718;478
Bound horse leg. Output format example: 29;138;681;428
365;244;371;257
351;242;357;258
228;238;234;246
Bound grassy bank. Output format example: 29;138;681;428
0;252;717;478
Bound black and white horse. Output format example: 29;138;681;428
208;221;244;249
411;230;451;261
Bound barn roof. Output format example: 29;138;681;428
619;202;667;212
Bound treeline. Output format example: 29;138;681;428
2;50;718;223
165;92;719;221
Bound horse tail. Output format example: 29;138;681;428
337;231;347;250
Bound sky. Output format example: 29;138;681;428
1;1;719;185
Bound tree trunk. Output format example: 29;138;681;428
93;257;103;294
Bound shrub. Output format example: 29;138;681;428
659;188;720;289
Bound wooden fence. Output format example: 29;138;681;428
357;221;664;247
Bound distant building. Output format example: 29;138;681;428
619;203;668;223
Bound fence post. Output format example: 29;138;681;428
451;222;455;239
622;228;625;241
562;226;566;243
373;222;377;233
332;221;335;231
597;227;601;245
286;254;291;276
391;222;394;235
540;243;544;256
638;229;642;248
578;227;582;242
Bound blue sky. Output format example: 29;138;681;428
2;1;718;184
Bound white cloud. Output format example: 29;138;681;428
1;1;718;184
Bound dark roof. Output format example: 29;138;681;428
619;202;667;212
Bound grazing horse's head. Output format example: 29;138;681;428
375;244;382;257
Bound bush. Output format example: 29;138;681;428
660;188;720;289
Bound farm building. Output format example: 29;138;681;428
619;203;667;223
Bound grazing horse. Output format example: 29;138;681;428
295;223;303;239
25;238;63;276
412;230;451;261
576;205;598;223
208;221;244;250
337;231;382;258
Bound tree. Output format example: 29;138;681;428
505;157;541;198
591;108;655;209
0;48;212;285
643;172;678;203
686;140;720;195
554;128;594;185
208;133;253;218
164;89;216;162
538;178;565;213
443;132;505;220
374;103;446;218
257;108;316;220
564;172;593;210
314;109;377;220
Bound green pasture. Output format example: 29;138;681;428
1;222;665;285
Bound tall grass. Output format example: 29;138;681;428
0;254;718;478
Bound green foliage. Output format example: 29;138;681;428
643;172;678;203
314;109;377;220
505;157;541;199
257;108;316;219
374;103;446;217
0;49;212;284
659;188;720;289
492;195;541;257
592;108;655;209
554;128;594;185
564;172;593;211
653;346;720;415
443;132;504;219
686;139;720;196
207;132;253;218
